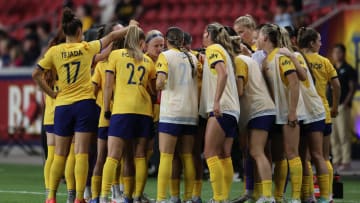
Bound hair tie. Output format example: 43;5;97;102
145;33;163;43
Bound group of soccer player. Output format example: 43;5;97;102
32;6;340;203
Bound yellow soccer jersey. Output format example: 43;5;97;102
92;61;107;107
267;48;296;86
205;44;228;75
145;53;160;122
38;40;101;106
156;52;169;74
296;54;311;88
235;56;249;85
305;53;338;123
107;49;156;116
43;94;55;125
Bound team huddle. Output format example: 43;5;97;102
32;6;340;203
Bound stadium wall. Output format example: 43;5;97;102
0;68;43;142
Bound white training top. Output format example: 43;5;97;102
236;54;276;129
199;44;240;121
295;52;325;124
158;49;199;125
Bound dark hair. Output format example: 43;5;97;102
48;30;66;48
38;21;51;34
277;0;288;9
183;32;192;46
284;26;297;38
224;26;237;37
82;4;93;16
334;43;346;54
297;27;319;49
97;22;124;50
62;7;83;36
166;27;196;78
207;23;236;58
260;23;282;47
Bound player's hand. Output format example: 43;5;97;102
240;43;251;56
278;47;294;58
213;101;222;118
331;108;339;118
104;111;111;120
51;91;58;99
129;20;139;27
287;112;298;128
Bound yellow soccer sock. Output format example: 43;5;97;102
274;159;288;201
262;180;272;198
181;153;196;200
301;176;311;200
91;175;102;199
157;153;174;201
221;157;234;200
206;156;223;201
326;160;333;198
308;162;314;196
65;143;75;191
113;164;120;185
288;157;303;200
254;182;262;200
146;149;153;162
134;157;147;198
318;174;329;199
101;157;118;197
75;153;89;200
123;176;135;199
48;154;66;199
192;180;202;198
44;146;55;190
119;159;124;187
170;179;180;197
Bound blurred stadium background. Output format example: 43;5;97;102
1;0;360;202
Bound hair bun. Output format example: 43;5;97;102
62;7;75;24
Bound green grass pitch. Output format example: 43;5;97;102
0;164;359;203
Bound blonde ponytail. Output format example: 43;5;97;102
124;26;145;62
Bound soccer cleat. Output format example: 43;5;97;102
255;197;275;203
112;185;122;199
100;197;110;203
302;197;316;203
169;196;181;203
45;198;56;203
134;195;151;203
90;197;100;203
316;198;328;203
84;186;92;201
67;190;76;203
231;194;253;203
192;197;203;203
207;199;221;203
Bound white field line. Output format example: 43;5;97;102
0;190;66;196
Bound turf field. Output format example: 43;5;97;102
0;163;359;203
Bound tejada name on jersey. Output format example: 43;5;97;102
61;50;83;59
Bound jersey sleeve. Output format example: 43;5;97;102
205;46;225;68
106;51;116;74
235;57;248;78
92;64;102;87
37;47;54;70
324;58;338;81
296;54;307;69
88;40;102;55
148;58;156;80
279;56;296;76
155;53;168;75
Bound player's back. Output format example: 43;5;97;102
43;40;101;106
108;48;155;117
